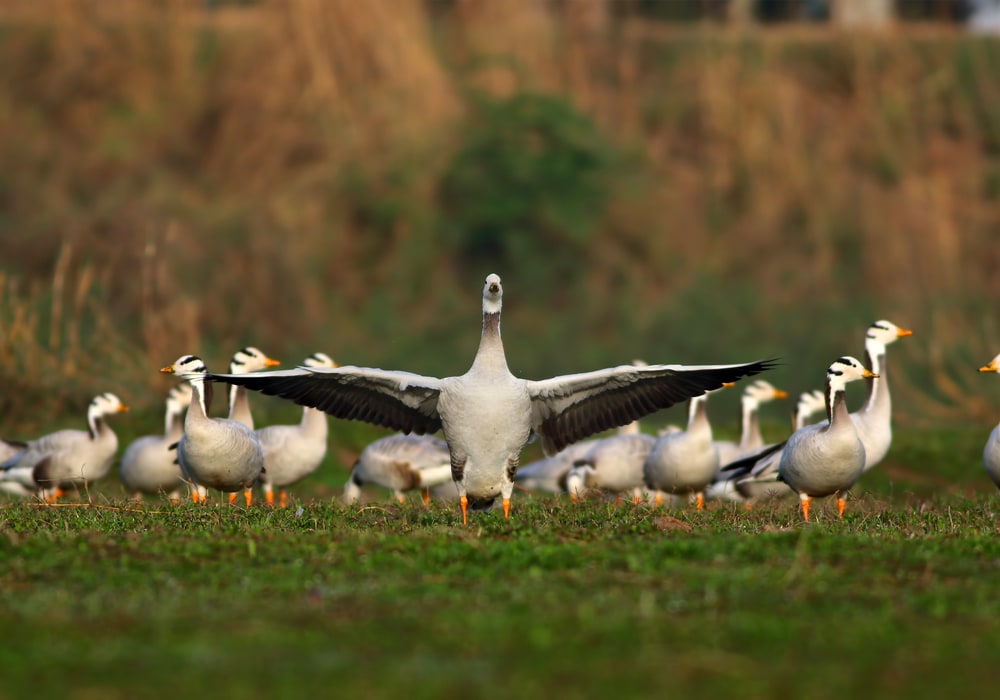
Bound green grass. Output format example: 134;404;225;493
2;427;1000;700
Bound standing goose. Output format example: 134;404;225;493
207;274;775;523
851;320;912;471
344;433;453;505
255;352;336;507
643;388;725;509
978;354;1000;491
161;355;264;502
119;384;193;501
225;346;280;506
715;380;788;465
778;356;877;521
0;393;129;500
707;389;827;504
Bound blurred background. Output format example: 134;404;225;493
2;0;1000;436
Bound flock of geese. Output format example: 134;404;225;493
2;273;999;522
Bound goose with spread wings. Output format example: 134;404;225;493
207;274;775;523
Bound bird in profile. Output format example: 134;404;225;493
344;433;453;505
161;355;264;503
207;274;775;523
778;356;877;522
0;393;129;501
119;384;193;502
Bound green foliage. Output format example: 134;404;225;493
438;93;618;291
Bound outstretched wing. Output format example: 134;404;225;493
526;359;778;455
207;366;445;435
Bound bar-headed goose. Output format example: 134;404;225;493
643;387;726;509
795;389;828;430
0;393;129;500
344;433;453;505
715;380;788;465
119;384;193;501
978;354;1000;491
778;356;877;521
161;355;264;502
255;352;336;507
207;274;775;523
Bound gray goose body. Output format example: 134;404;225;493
119;385;192;499
778;356;876;521
255;352;334;507
978;354;1000;491
566;433;656;501
516;440;598;495
0;393;129;499
643;392;720;508
162;356;264;496
344;433;453;504
207;274;775;523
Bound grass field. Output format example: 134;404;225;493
2;427;998;700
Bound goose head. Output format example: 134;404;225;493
483;274;503;315
229;346;280;374
979;354;1000;374
794;389;827;429
865;320;913;356
160;355;207;380
742;380;788;409
303;352;338;369
86;392;129;437
166;383;194;414
823;356;878;420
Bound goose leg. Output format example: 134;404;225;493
799;493;811;522
228;492;237;506
279;491;288;508
421;488;430;506
694;492;705;510
244;489;253;507
264;484;275;507
501;456;517;520
451;454;468;524
836;494;847;519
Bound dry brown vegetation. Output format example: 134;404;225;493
2;0;1000;433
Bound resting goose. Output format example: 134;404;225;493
207;273;775;523
119;384;193;501
226;347;280;506
566;433;656;503
161;355;264;502
715;380;788;465
778;356;876;521
643;389;725;509
0;438;31;498
0;393;129;500
255;352;336;507
978;354;1000;491
344;433;453;505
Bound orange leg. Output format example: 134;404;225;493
743;502;753;511
279;491;288;509
695;493;705;510
569;493;579;504
800;494;811;522
653;493;663;507
265;490;275;508
502;497;510;519
460;495;468;525
244;489;253;507
836;496;846;519
421;488;431;506
228;492;237;506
